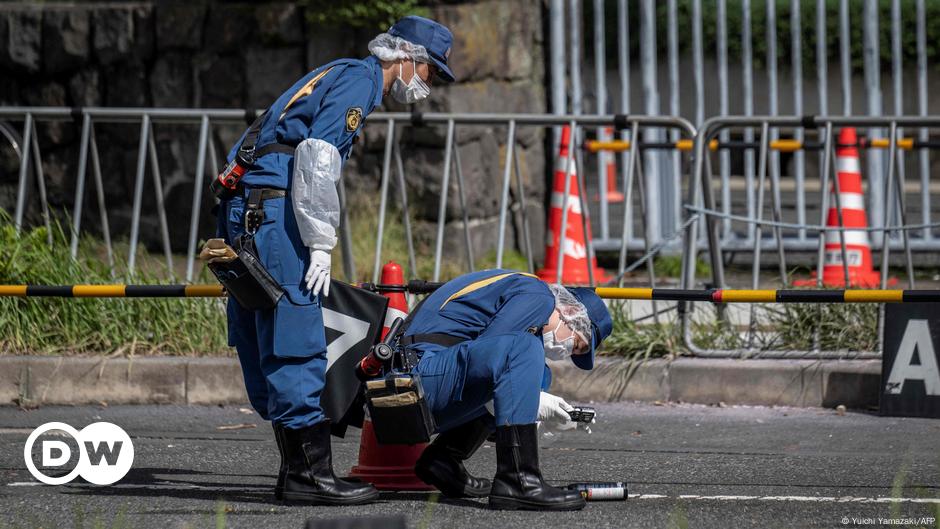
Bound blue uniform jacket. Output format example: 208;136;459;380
227;55;385;189
405;269;556;389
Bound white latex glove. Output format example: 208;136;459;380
305;249;331;297
537;392;576;431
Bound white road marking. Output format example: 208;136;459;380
7;479;939;505
628;493;940;504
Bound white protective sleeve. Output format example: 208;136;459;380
292;138;342;251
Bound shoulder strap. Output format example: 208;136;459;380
236;110;270;158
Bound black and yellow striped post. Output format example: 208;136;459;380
0;284;224;298
583;137;937;154
1;284;939;303
593;287;940;303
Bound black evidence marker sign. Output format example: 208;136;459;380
881;303;940;418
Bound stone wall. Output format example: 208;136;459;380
0;1;547;268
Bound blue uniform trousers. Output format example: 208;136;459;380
413;331;544;432
218;191;328;430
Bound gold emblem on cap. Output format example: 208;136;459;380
345;107;363;132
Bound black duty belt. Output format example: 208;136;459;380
401;333;466;348
236;186;286;202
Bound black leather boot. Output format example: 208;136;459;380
488;423;586;511
281;420;379;505
414;416;492;497
273;423;287;500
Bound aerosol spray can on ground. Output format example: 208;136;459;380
564;481;628;501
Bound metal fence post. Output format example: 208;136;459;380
792;0;806;241
127;114;151;276
916;0;931;241
70;112;92;258
13;113;33;233
617;0;632;246
640;0;662;245
184;115;209;282
372;119;396;283
863;0;885;246
432;119;455;282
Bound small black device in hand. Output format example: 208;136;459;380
567;406;596;423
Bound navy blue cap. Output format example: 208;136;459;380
388;15;455;83
567;288;613;370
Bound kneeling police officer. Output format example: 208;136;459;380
216;16;456;505
402;270;613;510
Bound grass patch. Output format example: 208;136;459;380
0;212;227;356
760;302;879;352
602;302;743;359
1;200;883;359
0;198;528;356
602;294;878;359
653;254;711;279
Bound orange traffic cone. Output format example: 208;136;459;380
594;127;624;203
537;125;610;284
795;127;894;287
348;261;434;491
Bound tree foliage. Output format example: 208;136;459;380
302;0;429;31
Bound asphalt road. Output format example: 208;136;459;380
1;402;938;529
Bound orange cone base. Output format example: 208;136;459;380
348;421;435;491
793;271;897;288
536;266;610;285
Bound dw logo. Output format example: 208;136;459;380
23;422;134;485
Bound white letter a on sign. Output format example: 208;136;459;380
886;319;940;396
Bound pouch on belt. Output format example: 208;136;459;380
207;234;284;310
365;373;435;445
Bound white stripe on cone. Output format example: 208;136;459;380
555;157;578;174
830;192;865;211
544;230;587;259
825;229;870;246
550;192;583;214
383;306;408;329
562;238;586;259
836;157;861;174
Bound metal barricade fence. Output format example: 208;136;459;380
366;113;696;288
680;115;940;359
0;107;695;305
552;1;938;260
5;106;938;360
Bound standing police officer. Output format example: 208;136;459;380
216;16;456;505
403;269;613;510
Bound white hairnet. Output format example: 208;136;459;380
368;32;431;63
546;283;592;344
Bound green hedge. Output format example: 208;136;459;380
301;0;429;30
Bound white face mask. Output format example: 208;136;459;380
543;321;575;361
390;59;431;104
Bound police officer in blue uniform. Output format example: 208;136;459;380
216;16;456;505
402;269;613;510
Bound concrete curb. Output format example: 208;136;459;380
0;356;249;406
0;356;881;409
549;357;881;409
